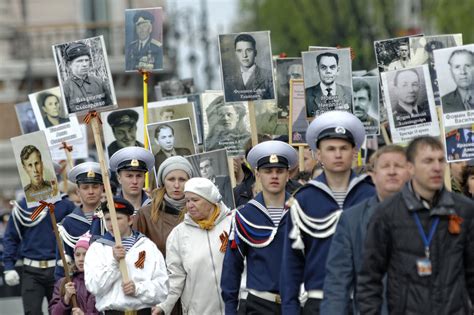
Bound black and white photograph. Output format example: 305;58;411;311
289;79;308;145
254;100;288;138
15;101;39;134
11;131;61;207
302;48;353;117
125;7;163;72
409;34;463;104
374;35;422;73
146;118;196;172
352;76;380;135
219;31;275;102
185;149;235;209
434;44;474;127
49;124;89;162
154;78;195;100
53;35;117;115
101;107;145;159
381;65;440;143
149;101;200;143
275;58;303;118
202;92;251;157
28;87;81;147
444;125;474;162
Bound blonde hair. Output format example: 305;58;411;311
150;187;167;223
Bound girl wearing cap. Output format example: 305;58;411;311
49;233;98;315
153;177;231;315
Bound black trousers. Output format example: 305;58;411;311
302;298;322;315
21;265;55;315
245;293;281;315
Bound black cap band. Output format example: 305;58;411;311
257;155;289;169
316;127;355;148
76;172;103;184
117;159;148;172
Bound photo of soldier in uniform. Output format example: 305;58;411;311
374;35;422;73
15;101;39;134
352;77;380;135
254;100;288;138
289;79;309;145
275;58;303;118
11;131;61;207
53;36;117;115
125;7;163;72
302;49;353;117
219;31;275;102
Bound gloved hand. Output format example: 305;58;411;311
4;270;20;286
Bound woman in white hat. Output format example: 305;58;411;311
153;177;231;315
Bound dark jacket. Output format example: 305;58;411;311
357;184;474;315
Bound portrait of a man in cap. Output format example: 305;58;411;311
106;109;144;158
125;8;163;71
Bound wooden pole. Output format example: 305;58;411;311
381;122;391;145
247;100;261;193
143;71;150;190
298;146;304;172
228;157;236;189
436;107;451;191
89;114;129;281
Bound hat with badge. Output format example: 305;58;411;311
306;110;365;151
133;10;155;25
65;42;91;62
68;162;104;184
107;109;139;128
101;197;134;216
109;147;154;173
247;140;298;170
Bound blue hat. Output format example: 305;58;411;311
68;162;103;184
101;197;134;216
107;109;139;128
133;10;155;25
306;111;365;151
247;140;298;169
109;147;154;173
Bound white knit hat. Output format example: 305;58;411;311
156;156;194;187
184;177;222;204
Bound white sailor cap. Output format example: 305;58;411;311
109;147;154;173
306;111;365;151
247;140;298;170
68;162;103;184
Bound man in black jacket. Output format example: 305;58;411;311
357;136;474;314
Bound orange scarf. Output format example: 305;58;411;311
196;205;220;230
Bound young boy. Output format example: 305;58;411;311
84;197;168;313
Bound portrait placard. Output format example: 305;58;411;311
275;58;303;118
352;76;380;135
381;65;440;144
11;131;61;207
185;149;235;209
444;124;474;162
154;78;195;100
288;79;308;146
374;35;422;73
254;100;288;138
146;118;196;173
433;44;474;128
302;48;353;118
53;35;117;115
49;124;89;162
219;31;275;102
125;7;163;72
28;87;81;147
15;101;39;134
101;107;145;159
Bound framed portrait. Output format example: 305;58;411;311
49;124;89;162
433;44;474;128
444;124;474;162
275;58;303;119
352;76;380;135
11;130;61;207
28;87;81;147
146;118;196;174
374;34;422;74
202;92;251;157
15;101;39;134
185;148;235;209
101;107;145;159
53;35;117;115
302;48;353;118
154;78;195;100
125;7;163;72
254;100;288;138
288;79;309;146
219;31;275;102
409;34;463;105
381;65;440;144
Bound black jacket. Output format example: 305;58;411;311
357;183;474;315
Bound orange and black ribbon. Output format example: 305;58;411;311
448;214;463;234
219;231;229;253
83;111;102;125
31;200;55;221
60;142;73;152
138;69;150;84
135;250;146;269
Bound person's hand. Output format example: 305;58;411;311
4;270;20;286
71;307;84;315
63;281;76;305
152;305;164;315
113;245;126;262
122;280;136;296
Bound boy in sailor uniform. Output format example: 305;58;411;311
109;147;154;213
3;169;74;313
54;162;105;279
221;140;298;315
280;111;375;314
